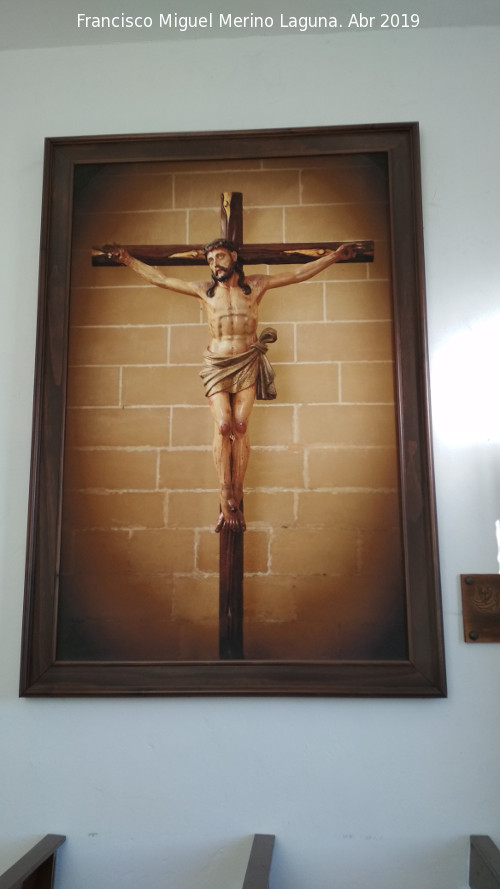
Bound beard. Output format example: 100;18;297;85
211;262;236;284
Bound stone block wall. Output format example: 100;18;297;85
58;152;406;661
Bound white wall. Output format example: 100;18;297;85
1;23;500;889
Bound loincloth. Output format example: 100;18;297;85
200;327;278;400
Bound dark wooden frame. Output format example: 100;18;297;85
20;123;446;697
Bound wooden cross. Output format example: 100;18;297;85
93;193;373;660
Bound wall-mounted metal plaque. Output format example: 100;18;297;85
461;575;500;642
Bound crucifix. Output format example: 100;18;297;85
94;192;373;660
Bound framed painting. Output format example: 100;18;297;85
20;123;446;696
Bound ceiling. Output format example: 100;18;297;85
2;0;500;50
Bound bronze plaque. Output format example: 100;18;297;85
461;575;500;642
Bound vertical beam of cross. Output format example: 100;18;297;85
218;192;244;659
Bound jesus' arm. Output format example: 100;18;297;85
259;243;356;291
97;245;204;298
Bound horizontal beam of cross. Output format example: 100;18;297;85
92;240;374;267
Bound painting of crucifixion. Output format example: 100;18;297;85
56;150;406;666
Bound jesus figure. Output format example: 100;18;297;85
101;239;354;533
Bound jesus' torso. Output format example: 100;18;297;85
200;276;266;357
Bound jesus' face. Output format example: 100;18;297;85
206;247;238;282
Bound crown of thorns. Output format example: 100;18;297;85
203;238;239;256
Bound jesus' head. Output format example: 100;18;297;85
203;239;251;297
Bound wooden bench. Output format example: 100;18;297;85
242;834;275;889
0;833;272;889
470;835;500;889
12;833;500;889
8;833;499;889
0;835;65;889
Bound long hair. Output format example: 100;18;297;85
203;238;251;298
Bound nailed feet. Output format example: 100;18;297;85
215;491;246;533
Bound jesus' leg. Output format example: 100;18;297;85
230;385;255;513
208;391;245;533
